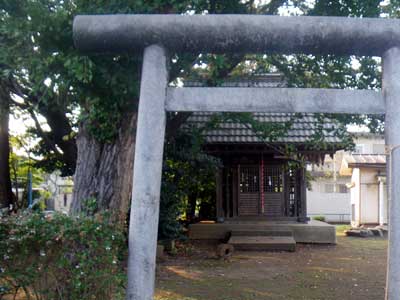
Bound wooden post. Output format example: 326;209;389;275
293;169;298;218
302;168;308;222
284;167;289;217
284;168;289;216
216;168;224;220
226;167;231;218
126;45;168;300
232;167;238;217
298;168;308;222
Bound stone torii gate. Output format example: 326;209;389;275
73;15;400;300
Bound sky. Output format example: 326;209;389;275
10;114;42;136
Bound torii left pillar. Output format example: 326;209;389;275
127;44;168;300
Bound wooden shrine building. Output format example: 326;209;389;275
185;75;348;225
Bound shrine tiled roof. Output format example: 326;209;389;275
182;74;347;145
186;112;343;144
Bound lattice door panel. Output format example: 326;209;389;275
238;165;260;216
263;165;283;193
239;165;259;193
262;165;284;217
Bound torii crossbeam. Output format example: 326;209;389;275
73;14;400;300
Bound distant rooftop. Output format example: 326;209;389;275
340;154;386;176
353;132;385;139
345;154;386;167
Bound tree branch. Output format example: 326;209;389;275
27;108;62;156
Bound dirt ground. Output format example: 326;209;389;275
155;226;388;300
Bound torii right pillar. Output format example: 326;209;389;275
384;47;400;300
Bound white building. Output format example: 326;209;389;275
340;133;387;226
41;172;73;213
308;133;386;225
307;150;351;223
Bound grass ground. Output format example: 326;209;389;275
155;225;388;300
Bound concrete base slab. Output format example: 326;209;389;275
231;230;293;237
228;236;296;252
189;220;336;244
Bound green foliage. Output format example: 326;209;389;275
81;197;99;217
0;1;231;175
1;0;255;164
313;215;326;222
0;211;127;300
311;0;381;17
9;136;44;189
31;198;46;212
246;0;385;134
1;0;389;154
158;130;220;240
39;190;52;202
159;166;186;240
9;135;46;210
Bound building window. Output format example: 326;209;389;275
324;184;334;193
353;144;364;154
63;194;68;207
337;184;348;193
324;183;348;193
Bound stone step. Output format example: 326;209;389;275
230;230;293;237
228;235;296;252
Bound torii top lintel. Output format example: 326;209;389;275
73;14;400;56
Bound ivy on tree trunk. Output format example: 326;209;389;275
71;111;137;223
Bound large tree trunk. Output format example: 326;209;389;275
0;83;13;210
71;111;137;222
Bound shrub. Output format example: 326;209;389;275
313;215;326;222
0;211;127;300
